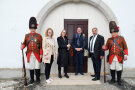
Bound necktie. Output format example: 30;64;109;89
77;34;80;46
90;35;95;52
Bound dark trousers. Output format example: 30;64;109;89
91;53;101;79
74;51;84;74
58;66;68;75
45;55;53;80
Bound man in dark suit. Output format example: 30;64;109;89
88;27;104;81
71;27;87;75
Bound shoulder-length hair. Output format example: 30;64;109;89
45;28;54;37
60;29;67;37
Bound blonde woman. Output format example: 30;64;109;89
42;28;57;84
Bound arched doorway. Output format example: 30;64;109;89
37;0;118;32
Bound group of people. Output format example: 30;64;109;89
21;17;128;86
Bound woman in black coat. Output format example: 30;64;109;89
57;30;71;78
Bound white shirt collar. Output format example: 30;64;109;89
93;34;98;37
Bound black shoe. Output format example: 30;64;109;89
75;73;78;75
29;79;34;84
35;80;40;84
64;74;69;78
35;77;40;84
92;77;100;81
117;80;122;86
80;73;84;75
58;73;62;78
109;79;115;84
91;75;96;77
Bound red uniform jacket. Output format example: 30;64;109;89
105;35;128;64
22;33;43;63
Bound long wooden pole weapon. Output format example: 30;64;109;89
104;51;106;83
21;43;28;86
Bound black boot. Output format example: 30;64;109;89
58;72;62;78
109;70;115;84
58;66;62;78
29;70;34;84
64;67;69;78
117;71;122;86
35;69;40;84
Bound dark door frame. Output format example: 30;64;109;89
64;19;88;73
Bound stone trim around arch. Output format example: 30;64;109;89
36;0;118;32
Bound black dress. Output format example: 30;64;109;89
57;36;71;67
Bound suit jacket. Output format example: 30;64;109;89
22;33;43;63
88;34;104;58
105;35;128;64
71;33;87;52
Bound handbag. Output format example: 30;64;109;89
82;34;88;57
84;49;88;56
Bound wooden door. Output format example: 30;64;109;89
64;19;88;73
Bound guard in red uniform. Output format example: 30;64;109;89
21;17;43;84
103;21;128;86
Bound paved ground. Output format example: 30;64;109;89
0;69;135;90
41;74;101;85
0;69;29;80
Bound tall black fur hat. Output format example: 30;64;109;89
109;21;119;33
29;17;37;29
